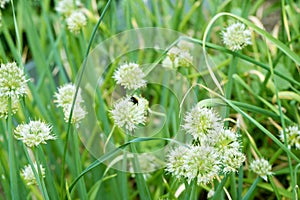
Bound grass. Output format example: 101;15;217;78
0;0;300;199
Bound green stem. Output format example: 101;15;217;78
103;125;116;153
130;143;151;200
72;129;88;200
7;97;20;200
224;56;238;127
212;175;228;200
230;172;237;200
34;148;50;200
242;177;260;200
120;132;129;199
190;180;197;200
22;145;45;199
237;165;244;200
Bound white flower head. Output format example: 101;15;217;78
55;83;84;107
0;0;9;9
0;62;28;98
110;95;149;131
222;22;252;51
14;120;56;147
183;145;220;185
280;126;300;150
176;51;193;67
55;0;81;17
0;96;19;118
165;146;189;179
113;62;146;90
182;105;223;140
63;103;87;124
250;158;273;181
162;43;193;69
167;47;181;62
216;129;240;150
221;148;245;173
54;83;87;125
21;163;45;185
66;11;87;34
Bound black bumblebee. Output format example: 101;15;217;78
130;96;139;105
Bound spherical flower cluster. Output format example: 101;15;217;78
0;62;28;98
222;22;252;51
221;148;246;173
162;43;193;68
176;51;193;67
55;0;81;17
250;158;273;181
214;129;246;173
54;83;87;125
166;105;246;186
55;0;86;34
166;146;189;179
0;0;9;9
113;63;146;90
14;120;56;147
66;11;87;34
280;126;300;150
182;105;222;140
21;163;45;185
167;145;220;185
0;96;19;118
183;146;220;185
110;95;149;131
215;129;240;150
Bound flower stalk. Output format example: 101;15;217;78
7;97;20;200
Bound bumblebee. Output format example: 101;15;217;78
130;96;139;105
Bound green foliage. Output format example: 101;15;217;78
0;0;300;199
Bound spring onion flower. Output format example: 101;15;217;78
166;104;247;184
222;22;252;51
176;51;193;67
55;83;84;107
166;146;189;179
250;158;273;181
221;148;246;173
14;120;56;147
113;63;146;90
166;145;220;185
110;95;149;131
162;46;193;68
21;163;45;185
213;129;245;173
216;129;240;150
0;96;19;118
280;126;300;150
66;11;87;34
55;0;81;17
0;0;9;9
54;83;87;125
182;106;223;140
183;145;220;185
0;62;28;98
